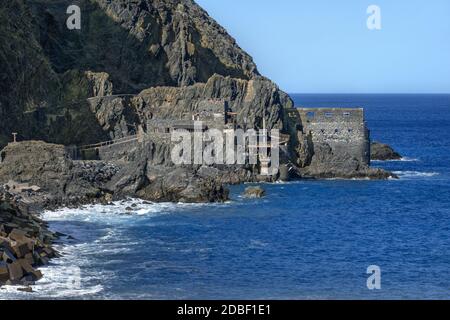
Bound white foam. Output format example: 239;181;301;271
0;243;105;299
393;171;439;178
399;157;420;162
1;199;227;299
40;198;186;222
372;157;419;163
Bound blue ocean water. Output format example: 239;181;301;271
1;94;450;300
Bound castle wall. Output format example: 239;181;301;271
297;108;370;166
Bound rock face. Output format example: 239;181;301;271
0;141;229;206
371;142;402;161
0;141;119;207
87;74;291;141
0;187;57;287
0;0;263;148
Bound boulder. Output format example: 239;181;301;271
243;186;266;198
371;142;402;161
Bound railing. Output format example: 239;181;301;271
86;94;137;101
78;135;139;151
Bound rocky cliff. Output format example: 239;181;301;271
0;0;271;148
0;0;393;192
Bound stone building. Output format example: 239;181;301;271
145;99;232;135
296;108;371;166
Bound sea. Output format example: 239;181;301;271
1;94;449;300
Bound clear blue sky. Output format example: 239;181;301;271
196;0;450;93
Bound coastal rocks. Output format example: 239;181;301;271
371;142;402;161
0;141;71;201
137;167;229;203
0;188;57;288
0;140;229;206
298;163;396;180
243;186;266;198
293;136;396;179
0;141;119;207
85;71;114;98
135;74;290;131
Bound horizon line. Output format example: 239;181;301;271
288;92;450;95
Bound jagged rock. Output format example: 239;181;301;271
0;141;119;207
85;71;114;97
0;140;230;205
137;166;229;203
243;186;266;198
371;142;402;161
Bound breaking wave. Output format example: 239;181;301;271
1;199;215;299
372;157;419;163
393;171;439;179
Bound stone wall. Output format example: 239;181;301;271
297;108;370;166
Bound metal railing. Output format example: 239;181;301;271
78;135;139;151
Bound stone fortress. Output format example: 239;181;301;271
296;107;370;165
56;96;372;181
283;106;373;178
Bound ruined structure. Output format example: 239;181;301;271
297;108;370;166
281;107;389;179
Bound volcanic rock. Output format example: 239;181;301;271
243;186;266;198
371;142;402;161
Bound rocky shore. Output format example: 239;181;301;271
371;142;403;161
0;0;402;291
0;139;398;211
0;187;57;289
0;141;231;208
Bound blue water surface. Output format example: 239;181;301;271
2;94;449;300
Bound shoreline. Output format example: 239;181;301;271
0;164;436;299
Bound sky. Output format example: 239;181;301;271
196;0;450;94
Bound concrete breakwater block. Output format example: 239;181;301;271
1;185;58;288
